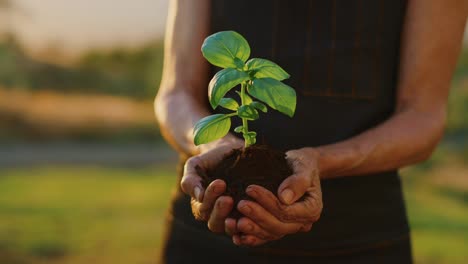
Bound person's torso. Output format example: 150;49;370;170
210;0;407;149
169;0;410;253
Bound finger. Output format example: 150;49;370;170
283;188;323;223
225;218;238;236
246;185;296;223
239;234;268;247
246;184;322;224
181;156;204;201
277;171;316;205
235;222;311;247
237;217;278;241
190;198;203;221
232;234;241;246
207;196;233;233
300;223;313;232
237;200;302;236
198;180;226;220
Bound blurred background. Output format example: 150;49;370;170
0;0;467;263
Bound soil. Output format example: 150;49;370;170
197;144;293;219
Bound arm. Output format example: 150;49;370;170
310;0;468;179
155;0;243;233
156;0;243;156
155;0;211;156
230;0;468;246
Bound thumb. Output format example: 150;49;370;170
180;156;205;202
277;172;312;205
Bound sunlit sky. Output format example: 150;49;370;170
4;0;468;55
8;0;169;54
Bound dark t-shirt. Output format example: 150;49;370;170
165;0;410;255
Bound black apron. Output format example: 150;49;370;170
161;0;412;262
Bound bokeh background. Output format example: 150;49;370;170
0;1;467;263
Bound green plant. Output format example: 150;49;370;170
193;31;297;148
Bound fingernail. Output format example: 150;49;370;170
240;204;252;214
240;234;252;243
281;189;294;204
194;186;201;202
233;235;241;246
212;180;224;194
212;185;220;194
246;187;257;197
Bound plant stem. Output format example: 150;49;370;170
240;82;250;148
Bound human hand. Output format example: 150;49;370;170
181;136;244;233
225;147;323;246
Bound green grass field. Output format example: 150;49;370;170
0;163;467;264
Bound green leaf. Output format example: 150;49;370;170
237;105;259;120
246;58;290;80
234;126;243;133
249;78;297;117
243;131;257;146
250;101;268;113
201;31;251;69
209;68;249;109
235;90;253;104
219;98;239;111
193;114;232;145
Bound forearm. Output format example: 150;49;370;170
155;0;213;156
304;0;467;179
155;88;209;156
156;87;242;155
307;106;445;179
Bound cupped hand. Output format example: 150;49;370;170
180;136;244;233
225;147;323;246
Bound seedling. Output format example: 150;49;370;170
194;31;297;148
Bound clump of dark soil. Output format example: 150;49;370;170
198;144;293;219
